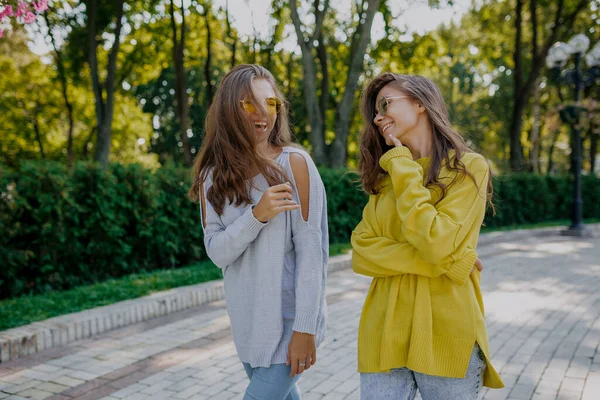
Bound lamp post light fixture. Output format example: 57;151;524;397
546;34;600;237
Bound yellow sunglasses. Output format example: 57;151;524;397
240;97;282;115
376;96;409;116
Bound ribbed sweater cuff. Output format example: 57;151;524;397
238;206;268;239
293;311;318;334
379;146;413;170
446;250;478;285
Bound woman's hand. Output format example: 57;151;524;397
387;134;403;147
472;258;483;274
287;331;316;377
252;182;300;223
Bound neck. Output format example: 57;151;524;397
255;139;270;155
403;119;433;159
249;141;281;178
256;141;282;158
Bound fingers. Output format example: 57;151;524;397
297;358;306;375
274;195;294;202
274;199;297;206
275;204;301;212
269;182;294;194
289;355;310;377
475;258;483;272
269;183;294;202
289;358;298;378
291;351;316;377
387;134;402;147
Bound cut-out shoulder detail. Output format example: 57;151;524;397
281;145;309;155
289;152;310;222
200;182;207;229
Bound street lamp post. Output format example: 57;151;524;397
546;34;600;237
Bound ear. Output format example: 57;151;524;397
415;102;426;114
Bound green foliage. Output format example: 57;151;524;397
485;174;600;227
0;161;203;299
319;168;368;244
1;161;599;300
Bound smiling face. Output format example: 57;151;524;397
242;78;279;144
373;84;424;146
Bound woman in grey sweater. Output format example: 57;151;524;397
189;64;328;400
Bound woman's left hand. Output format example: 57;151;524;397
387;134;403;147
287;331;316;377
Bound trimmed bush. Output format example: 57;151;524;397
484;174;600;227
0;161;598;299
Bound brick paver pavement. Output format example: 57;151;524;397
1;231;599;400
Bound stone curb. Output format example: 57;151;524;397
1;223;597;364
0;255;352;365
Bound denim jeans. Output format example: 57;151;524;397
242;362;302;400
360;346;486;400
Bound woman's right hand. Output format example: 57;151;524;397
472;258;483;274
252;182;300;223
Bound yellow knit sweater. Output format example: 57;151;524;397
351;146;503;389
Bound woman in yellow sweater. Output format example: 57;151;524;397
351;73;504;399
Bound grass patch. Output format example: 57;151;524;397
0;245;355;331
0;260;221;331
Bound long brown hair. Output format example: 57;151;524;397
188;64;293;214
358;73;493;207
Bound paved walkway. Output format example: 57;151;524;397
1;231;599;400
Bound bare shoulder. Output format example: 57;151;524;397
288;151;311;221
289;151;309;173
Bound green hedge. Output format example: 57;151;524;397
1;161;599;299
484;174;600;227
0;162;203;299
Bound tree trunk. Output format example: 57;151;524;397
251;34;257;64
170;0;192;166
286;53;293;101
527;0;539;173
45;13;75;167
509;0;587;171
32;107;45;159
203;3;214;105
82;126;96;158
330;0;381;167
510;0;524;171
87;0;104;158
89;0;125;167
289;0;327;164
316;37;329;128
546;127;561;175
589;122;598;173
529;80;541;172
225;0;236;68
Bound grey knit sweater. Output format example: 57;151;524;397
200;146;328;368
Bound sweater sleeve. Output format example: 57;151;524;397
351;196;477;285
378;146;490;266
289;151;327;335
200;176;268;269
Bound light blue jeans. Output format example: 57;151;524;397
360;346;486;400
242;362;302;400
